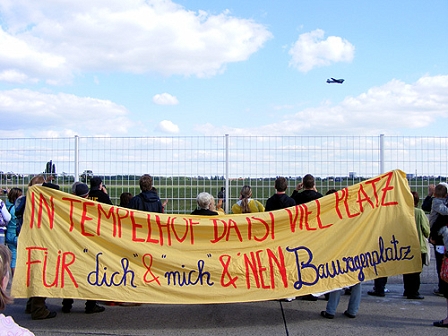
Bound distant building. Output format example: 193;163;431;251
349;172;357;178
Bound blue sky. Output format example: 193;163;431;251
0;0;447;138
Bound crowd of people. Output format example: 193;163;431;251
1;173;448;331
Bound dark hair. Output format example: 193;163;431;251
411;191;419;207
303;174;315;189
7;188;22;203
326;189;337;195
139;174;153;192
90;176;103;189
120;192;133;207
275;177;288;192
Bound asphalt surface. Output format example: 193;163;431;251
4;251;448;336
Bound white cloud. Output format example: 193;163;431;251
196;75;448;136
0;27;69;84
0;89;133;137
0;0;272;82
289;29;355;72
156;120;180;134
0;70;38;84
153;93;179;105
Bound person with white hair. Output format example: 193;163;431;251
191;192;219;216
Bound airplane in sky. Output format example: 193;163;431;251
326;78;345;84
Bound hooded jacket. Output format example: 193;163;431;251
128;190;163;213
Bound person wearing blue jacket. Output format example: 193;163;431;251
5;188;22;277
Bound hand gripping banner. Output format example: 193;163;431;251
12;170;419;304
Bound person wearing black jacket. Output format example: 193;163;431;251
422;184;435;212
88;177;113;205
291;174;323;205
432;213;448;327
265;177;295;211
128;174;163;213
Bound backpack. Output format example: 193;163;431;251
15;196;26;235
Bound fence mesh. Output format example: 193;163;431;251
0;135;446;213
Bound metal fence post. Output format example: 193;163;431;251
380;134;384;174
75;135;79;182
225;134;229;213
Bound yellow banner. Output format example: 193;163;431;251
12;170;419;304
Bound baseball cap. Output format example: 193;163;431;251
75;183;89;197
90;176;103;189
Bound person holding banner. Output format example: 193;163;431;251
265;177;295;302
21;175;57;320
232;185;265;214
0;245;34;335
61;182;106;314
402;191;429;300
321;283;362;319
291;174;323;302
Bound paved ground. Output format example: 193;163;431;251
4;253;448;336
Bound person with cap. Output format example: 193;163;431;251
75;183;90;198
61;182;105;314
88;176;112;205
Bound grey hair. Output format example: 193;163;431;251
196;192;214;210
71;181;83;195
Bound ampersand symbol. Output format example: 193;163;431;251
219;254;238;288
142;253;161;285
